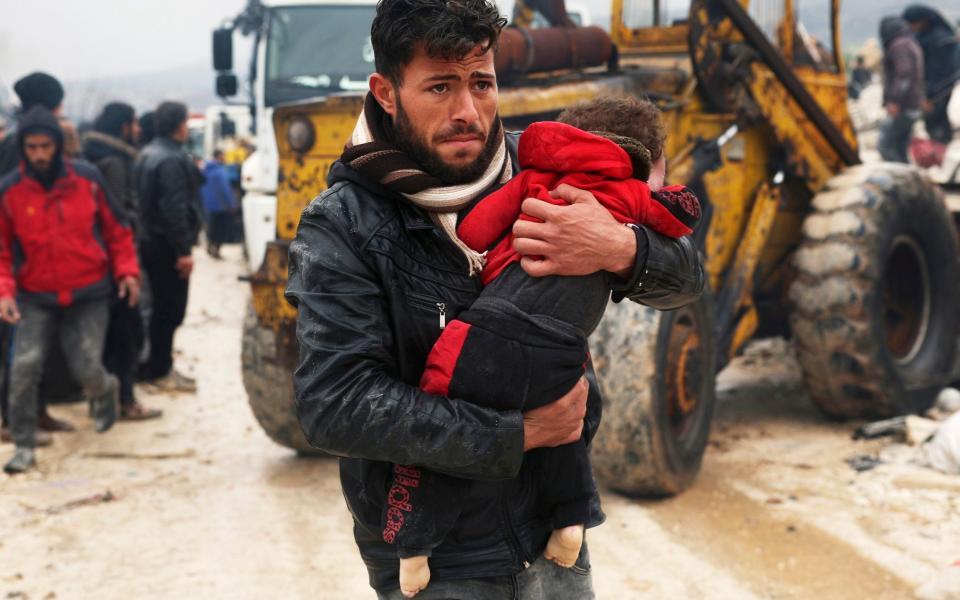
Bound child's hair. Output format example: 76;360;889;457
557;96;666;180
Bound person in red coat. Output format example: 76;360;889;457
0;106;141;474
387;96;701;596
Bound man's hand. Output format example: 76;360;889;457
0;297;20;324
175;256;194;279
512;184;636;278
118;276;141;307
523;377;588;451
886;102;901;117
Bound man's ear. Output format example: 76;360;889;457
369;73;398;117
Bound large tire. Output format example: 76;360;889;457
589;292;717;497
241;303;316;453
789;163;960;419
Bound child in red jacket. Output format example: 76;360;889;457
389;97;701;597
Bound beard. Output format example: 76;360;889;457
26;157;58;189
392;99;502;186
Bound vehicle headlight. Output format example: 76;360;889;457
286;115;315;153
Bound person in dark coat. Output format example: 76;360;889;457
285;1;705;597
0;107;141;473
83;103;162;421
200;150;239;259
848;55;873;100
902;4;959;145
133;102;203;393
878;17;925;163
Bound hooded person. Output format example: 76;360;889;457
15;105;66;189
0;105;142;474
902;4;959;144
878;17;925;163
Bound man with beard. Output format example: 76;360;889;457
285;1;704;597
83;102;162;421
0;72;85;442
0;106;140;474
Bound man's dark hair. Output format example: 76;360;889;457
155;101;188;138
138;111;156;146
371;0;507;85
93;102;136;137
558;96;667;161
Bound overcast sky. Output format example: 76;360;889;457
0;0;252;85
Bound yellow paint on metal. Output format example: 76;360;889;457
746;64;840;192
730;304;759;358
274;95;365;242
250;240;297;329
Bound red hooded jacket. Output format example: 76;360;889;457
0;161;139;307
458;121;700;284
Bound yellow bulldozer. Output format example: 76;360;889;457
239;0;959;496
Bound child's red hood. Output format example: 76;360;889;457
517;121;634;179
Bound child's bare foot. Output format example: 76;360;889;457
544;525;584;568
399;555;431;598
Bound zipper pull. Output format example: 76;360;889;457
437;303;446;330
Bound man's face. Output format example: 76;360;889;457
173;120;189;143
122;119;141;145
23;133;57;175
380;44;501;184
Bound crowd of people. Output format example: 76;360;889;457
0;72;209;474
876;4;958;164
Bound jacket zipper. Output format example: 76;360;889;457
501;485;531;569
406;293;448;330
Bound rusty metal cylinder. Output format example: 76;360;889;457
495;26;613;76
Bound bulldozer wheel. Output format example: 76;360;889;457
589;292;717;497
789;163;959;419
241;302;318;454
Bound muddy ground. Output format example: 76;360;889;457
4;90;960;599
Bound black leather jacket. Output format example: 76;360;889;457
285;133;704;591
134;136;203;256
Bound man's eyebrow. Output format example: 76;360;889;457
423;71;497;83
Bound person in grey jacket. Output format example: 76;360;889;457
878;16;925;163
133;102;203;392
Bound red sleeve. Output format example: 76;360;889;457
0;197;16;299
95;184;140;281
634;181;700;239
457;170;533;252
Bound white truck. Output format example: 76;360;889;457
213;0;378;271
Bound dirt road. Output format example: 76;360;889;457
2;247;959;600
